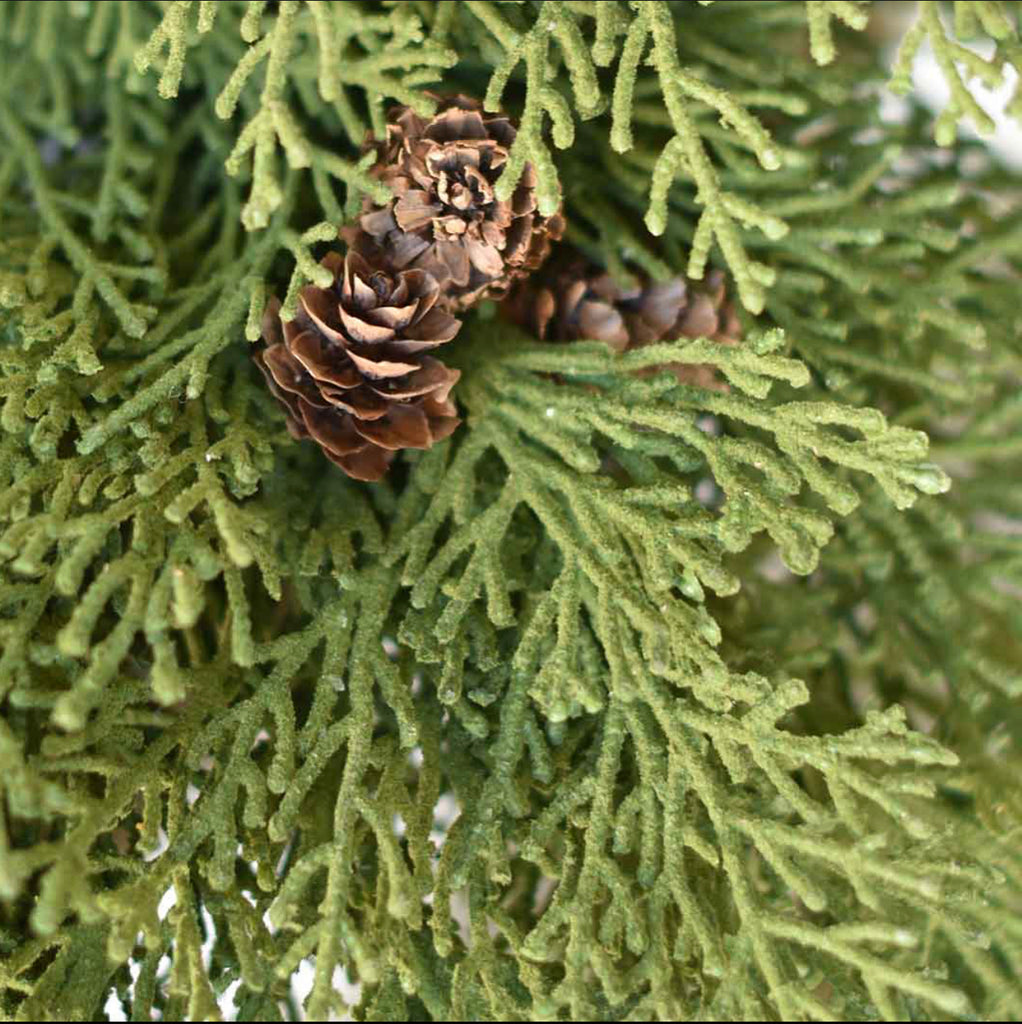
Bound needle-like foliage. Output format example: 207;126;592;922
1;2;1020;1021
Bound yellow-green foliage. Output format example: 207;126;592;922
1;2;1021;1021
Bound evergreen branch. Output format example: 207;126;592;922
0;104;155;338
466;0;580;215
892;0;1022;145
611;1;787;312
804;1;870;65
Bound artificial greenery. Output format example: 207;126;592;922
1;1;1021;1020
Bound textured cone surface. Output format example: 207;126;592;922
506;258;741;389
352;96;566;312
255;251;461;481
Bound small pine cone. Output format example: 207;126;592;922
255;251;461;482
352;96;566;312
506;260;741;390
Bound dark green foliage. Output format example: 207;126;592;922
1;2;1021;1020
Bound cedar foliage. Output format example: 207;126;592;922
1;2;1021;1020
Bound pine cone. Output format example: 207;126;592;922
255;251;461;482
506;260;741;390
352;96;566;312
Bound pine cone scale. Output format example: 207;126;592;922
394;192;442;231
425;408;460;443
259;343;332;405
254;353;312;441
577;300;629;352
288;333;362;389
326;444;394;482
344;348;419;379
676;293;720;339
337;304;398;344
396;308;460;346
321;389;391;421
353;405;433;450
369;357;458;400
362;299;421;329
465;236;503;277
301;404;367;456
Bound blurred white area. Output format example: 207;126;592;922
912;43;1022;165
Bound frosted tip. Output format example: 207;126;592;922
910;464;952;496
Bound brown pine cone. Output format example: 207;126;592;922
351;96;566;312
506;260;741;390
255;251;461;482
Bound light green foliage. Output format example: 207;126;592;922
891;0;1022;144
1;2;1021;1021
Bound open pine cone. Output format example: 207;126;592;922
255;251;461;481
506;260;741;390
351;96;566;312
